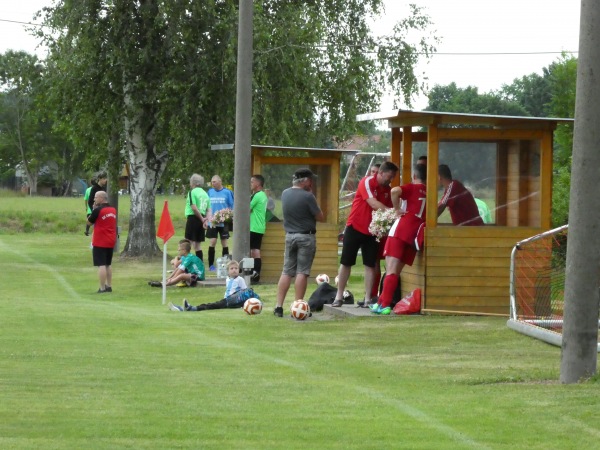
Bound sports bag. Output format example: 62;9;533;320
392;288;421;315
307;282;337;311
225;287;260;308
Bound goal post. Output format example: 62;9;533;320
507;224;600;351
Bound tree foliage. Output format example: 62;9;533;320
38;0;438;256
0;51;73;195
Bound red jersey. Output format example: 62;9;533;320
439;180;484;226
388;183;426;244
89;204;117;248
347;176;392;235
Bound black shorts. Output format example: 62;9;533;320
340;225;378;268
250;231;263;250
93;246;114;267
206;223;230;240
185;215;205;242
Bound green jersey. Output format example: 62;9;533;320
180;253;205;280
250;190;268;234
185;187;211;217
84;186;93;214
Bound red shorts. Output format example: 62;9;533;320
383;236;417;266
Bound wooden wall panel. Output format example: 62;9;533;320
423;227;544;315
259;223;339;283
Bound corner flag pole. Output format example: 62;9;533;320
156;201;175;305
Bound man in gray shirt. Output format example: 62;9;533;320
273;168;324;317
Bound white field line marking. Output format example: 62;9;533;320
0;238;81;300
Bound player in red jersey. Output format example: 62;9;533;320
371;163;427;315
437;164;484;226
87;190;117;293
332;161;398;308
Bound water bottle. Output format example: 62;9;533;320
216;255;232;279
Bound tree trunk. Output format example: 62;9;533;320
122;98;166;257
560;0;600;383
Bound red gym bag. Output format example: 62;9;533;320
392;288;421;315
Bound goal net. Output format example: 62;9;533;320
507;224;600;350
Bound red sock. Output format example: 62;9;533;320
379;274;398;308
371;271;381;299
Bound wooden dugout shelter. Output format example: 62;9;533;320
250;145;356;283
357;109;573;315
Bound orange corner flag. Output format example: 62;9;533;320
157;201;175;244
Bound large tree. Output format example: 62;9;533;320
0;51;61;196
39;0;437;257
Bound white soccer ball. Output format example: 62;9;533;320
243;298;262;315
315;273;329;285
290;299;311;320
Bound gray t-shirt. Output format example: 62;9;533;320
281;187;321;233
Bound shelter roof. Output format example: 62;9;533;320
356;109;574;129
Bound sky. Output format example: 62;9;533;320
0;0;581;110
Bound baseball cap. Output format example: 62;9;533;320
292;168;317;181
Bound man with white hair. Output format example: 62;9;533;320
185;174;212;262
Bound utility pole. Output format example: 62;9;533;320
232;0;253;263
560;0;600;383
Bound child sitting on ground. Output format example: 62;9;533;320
149;240;205;288
169;260;257;311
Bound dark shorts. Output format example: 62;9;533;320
93;246;114;267
185;215;205;242
250;231;263;250
206;224;230;240
187;273;199;287
340;225;378;268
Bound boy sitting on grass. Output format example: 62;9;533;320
149;240;205;288
169;260;257;311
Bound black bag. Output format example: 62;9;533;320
307;283;337;312
376;272;402;308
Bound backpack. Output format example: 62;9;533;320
375;272;403;308
392;288;421;315
307;283;337;311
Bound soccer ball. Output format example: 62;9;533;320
243;298;262;315
315;273;329;285
290;299;311;320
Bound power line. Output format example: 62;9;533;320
0;17;579;56
0;18;44;28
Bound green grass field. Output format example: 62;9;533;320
1;193;599;449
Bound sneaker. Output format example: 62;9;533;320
273;306;283;317
84;231;90;236
370;303;381;313
105;286;112;293
251;271;260;283
168;302;183;312
176;281;187;287
148;281;162;288
379;306;391;315
209;265;216;272
97;288;106;294
183;299;192;311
